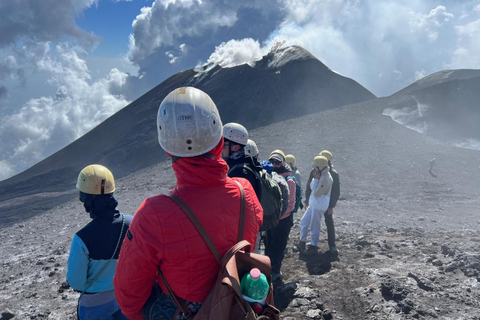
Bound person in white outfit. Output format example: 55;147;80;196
295;155;333;255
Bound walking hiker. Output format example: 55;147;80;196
223;123;262;196
296;156;333;255
244;138;288;255
304;150;340;255
114;87;263;320
67;164;132;320
264;149;297;282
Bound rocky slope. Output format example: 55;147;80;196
1;95;479;319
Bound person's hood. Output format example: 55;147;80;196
81;193;118;220
171;139;228;187
275;163;292;174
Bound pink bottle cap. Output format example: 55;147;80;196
250;268;261;280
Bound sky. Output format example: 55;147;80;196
1;0;480;181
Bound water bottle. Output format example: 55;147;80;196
240;268;269;304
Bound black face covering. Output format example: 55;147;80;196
79;192;118;219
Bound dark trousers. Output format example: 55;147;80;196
324;212;336;248
142;283;201;320
265;217;294;274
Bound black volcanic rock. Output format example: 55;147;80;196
0;45;375;224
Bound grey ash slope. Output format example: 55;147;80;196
0;45;375;226
385;69;480;145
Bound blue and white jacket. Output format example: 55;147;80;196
67;212;133;293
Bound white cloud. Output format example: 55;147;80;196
128;0;238;63
415;69;427;81
450;18;480;68
204;38;265;68
409;6;454;41
260;1;480;97
0;44;130;181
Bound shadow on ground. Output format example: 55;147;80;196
299;250;338;275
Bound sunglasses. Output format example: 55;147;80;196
270;159;282;165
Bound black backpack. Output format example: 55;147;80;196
229;164;283;231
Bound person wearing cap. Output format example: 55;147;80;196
304;150;340;255
114;87;263;320
222;123;263;197
285;154;302;192
67;164;133;320
295;156;333;255
265;149;296;282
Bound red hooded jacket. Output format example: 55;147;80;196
114;144;263;320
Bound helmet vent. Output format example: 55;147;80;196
159;125;162;130
186;139;192;144
187;147;192;150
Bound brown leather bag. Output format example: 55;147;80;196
164;181;280;320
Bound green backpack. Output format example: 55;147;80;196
229;164;283;231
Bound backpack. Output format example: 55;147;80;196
270;172;289;216
162;181;280;320
229;164;283;232
285;175;303;214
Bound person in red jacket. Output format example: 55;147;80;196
113;87;263;320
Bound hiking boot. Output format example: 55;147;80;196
329;246;338;255
303;245;318;256
295;240;306;253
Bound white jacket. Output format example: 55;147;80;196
308;169;333;212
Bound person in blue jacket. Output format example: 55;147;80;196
67;164;133;320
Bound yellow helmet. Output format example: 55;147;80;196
269;149;286;163
312;156;328;170
285;154;295;165
76;164;115;195
319;150;332;162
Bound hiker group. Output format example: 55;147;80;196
66;87;341;320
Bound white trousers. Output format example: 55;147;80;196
300;206;324;246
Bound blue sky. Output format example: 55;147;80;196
1;0;480;181
77;0;148;56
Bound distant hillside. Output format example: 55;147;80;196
0;45;375;224
385;69;480;148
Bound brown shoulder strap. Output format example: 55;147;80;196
161;180;246;318
236;180;246;242
168;193;222;263
167;180;246;260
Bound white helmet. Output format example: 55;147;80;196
223;122;248;145
245;139;259;158
157;87;222;157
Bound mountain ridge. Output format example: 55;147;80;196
0;45;375;223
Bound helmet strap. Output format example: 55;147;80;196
101;178;105;195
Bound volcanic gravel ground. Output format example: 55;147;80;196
1;98;480;319
1;161;480;319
